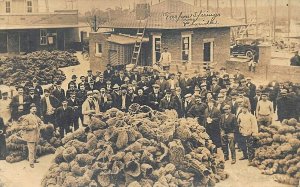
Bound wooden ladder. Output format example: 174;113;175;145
130;19;148;66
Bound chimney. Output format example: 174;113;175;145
136;0;150;20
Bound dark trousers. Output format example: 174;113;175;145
59;123;72;138
221;132;236;160
73;116;79;131
234;131;242;149
240;135;255;161
206;127;222;148
0;136;6;159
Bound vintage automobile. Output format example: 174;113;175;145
230;38;260;58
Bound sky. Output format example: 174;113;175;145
44;0;299;13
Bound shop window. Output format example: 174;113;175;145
182;35;191;61
27;1;33;13
96;43;103;56
5;1;11;13
40;29;47;45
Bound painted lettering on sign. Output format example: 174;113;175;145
162;10;221;26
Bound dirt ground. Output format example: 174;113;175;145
0;52;295;187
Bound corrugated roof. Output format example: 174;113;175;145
101;0;245;29
107;34;149;45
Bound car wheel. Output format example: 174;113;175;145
246;51;254;58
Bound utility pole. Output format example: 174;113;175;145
255;0;258;37
273;0;277;42
244;0;248;37
230;0;233;18
199;0;202;7
288;0;291;51
216;0;219;13
207;0;209;10
45;0;49;12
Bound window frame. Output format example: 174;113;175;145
181;34;192;61
95;43;103;57
40;29;48;45
27;0;33;13
5;1;11;13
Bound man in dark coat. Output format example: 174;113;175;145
276;89;290;122
67;92;80;131
99;88;113;112
290;51;300;66
41;89;60;125
133;88;147;106
148;84;163;111
55;100;74;138
173;87;184;118
219;104;237;164
156;73;170;94
66;82;79;99
85;70;95;84
68;75;78;89
211;78;221;100
76;84;87;123
0;116;6;160
234;68;245;84
52;81;66;103
120;86;132;112
187;95;207;124
94;74;106;90
183;94;194;117
32;78;43;97
103;64;114;80
111;85;122;109
10;86;29;121
25;87;41;116
159;90;175;111
179;72;193;96
204;99;222;148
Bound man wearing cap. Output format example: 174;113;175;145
25;87;41;116
191;72;202;90
41;89;60;125
159;47;171;70
156;73;170;93
187;95;207;124
120;86;131;112
78;75;89;90
94;74;106;90
148;84;163;111
179;72;192;96
104;64;113;80
237;90;251;111
237;103;258;163
183;94;193;117
159;90;175;112
68;75;78;89
211;78;221;100
55;100;74;138
130;70;141;83
229;92;239;115
67;91;80;131
114;70;126;86
256;92;273;127
99;88;112;112
32;78;43;97
204;99;222;148
219;104;237;164
168;73;179;90
22;104;43;168
233;68;244;84
85;70;95;84
82;91;100;127
200;83;208;100
52;80;66;103
86;79;95;91
173;87;184;118
290;51;300;66
238;79;250;97
276;89;291;122
10;86;29;121
66;82;79;99
111;84;122;109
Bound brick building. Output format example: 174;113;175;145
89;0;243;72
0;0;80;54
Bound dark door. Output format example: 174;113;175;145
57;30;65;50
0;33;7;53
203;42;211;61
20;32;29;53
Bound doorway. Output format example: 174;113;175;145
0;32;7;53
203;39;214;62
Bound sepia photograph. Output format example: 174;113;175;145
0;0;299;186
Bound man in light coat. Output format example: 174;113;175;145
237;103;258;164
22;104;42;168
82;91;100;127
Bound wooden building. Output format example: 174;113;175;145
0;0;80;54
89;0;244;72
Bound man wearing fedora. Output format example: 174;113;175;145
159;47;171;70
22;104;43;168
68;74;78;89
55;100;74;138
9;86;29;121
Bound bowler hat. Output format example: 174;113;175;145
29;103;36;109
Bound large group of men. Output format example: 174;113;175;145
1;63;300;166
